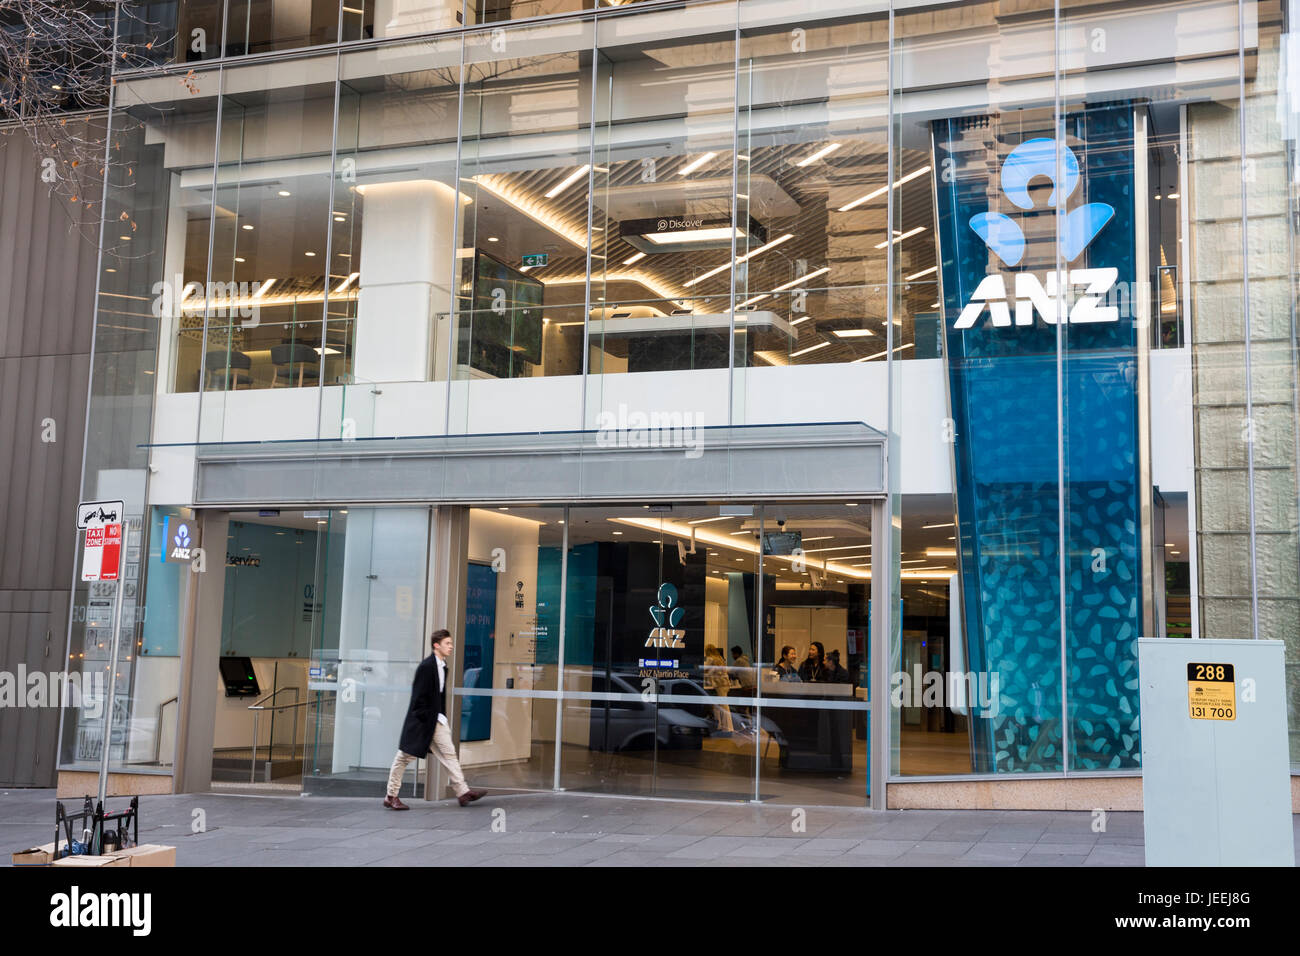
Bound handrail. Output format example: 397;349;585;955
248;686;300;783
153;696;179;766
250;686;299;709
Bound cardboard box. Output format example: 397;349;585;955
51;854;129;868
12;840;71;866
108;844;176;867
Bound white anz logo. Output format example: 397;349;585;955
50;887;152;936
954;268;1119;330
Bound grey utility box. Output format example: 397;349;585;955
1138;638;1294;866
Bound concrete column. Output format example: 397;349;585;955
354;180;457;384
174;510;228;794
423;505;470;800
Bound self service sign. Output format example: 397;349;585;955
78;499;124;582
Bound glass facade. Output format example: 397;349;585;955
61;0;1300;804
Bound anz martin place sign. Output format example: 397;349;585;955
935;108;1142;774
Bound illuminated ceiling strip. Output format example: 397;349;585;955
905;265;937;281
789;341;829;358
831;328;874;338
544;164;591;200
471;175;588;249
678;152;717;176
838;165;932;213
683;232;795;288
795;142;842;167
332;272;360;295
874;226;926;250
623;251;646;265
738;266;829;308
852;342;915;363
541;272;691;307
610;516;870;581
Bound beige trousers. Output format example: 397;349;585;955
387;721;469;798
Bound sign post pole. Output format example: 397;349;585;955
96;574;126;812
78;499;126;820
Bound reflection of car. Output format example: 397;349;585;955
653;677;786;745
580;674;712;752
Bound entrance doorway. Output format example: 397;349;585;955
209;510;338;791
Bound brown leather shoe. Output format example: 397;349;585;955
384;795;410;811
457;789;486;807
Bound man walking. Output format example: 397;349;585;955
384;629;486;810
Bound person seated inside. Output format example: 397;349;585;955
774;645;802;682
824;648;851;683
799;641;828;682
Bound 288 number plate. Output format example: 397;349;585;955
1187;662;1235;720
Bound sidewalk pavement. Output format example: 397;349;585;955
2;787;1292;867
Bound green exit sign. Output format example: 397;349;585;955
521;254;548;267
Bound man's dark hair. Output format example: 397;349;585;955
730;645;744;657
430;628;452;650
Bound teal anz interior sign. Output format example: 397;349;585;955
934;107;1143;773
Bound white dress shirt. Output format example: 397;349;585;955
436;656;449;726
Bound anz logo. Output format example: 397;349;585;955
956;138;1118;331
645;582;686;649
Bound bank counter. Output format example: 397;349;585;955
761;679;857;773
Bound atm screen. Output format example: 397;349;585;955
219;657;261;697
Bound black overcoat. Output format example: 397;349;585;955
398;654;447;757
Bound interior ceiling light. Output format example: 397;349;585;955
790;341;830;358
472;175;588;250
620;215;767;255
739;266;829;308
678;152;717;176
684;232;794;288
922;522;954;529
905;265;937;281
874;226;926;250
831;328;875;338
795;142;842;167
852;341;915;363
926;547;957;558
839;165;932;212
544;164;591;199
242;224;254;231
278;190;291;197
332;272;360;294
623;251;646;265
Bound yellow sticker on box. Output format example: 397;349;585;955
1187;662;1236;720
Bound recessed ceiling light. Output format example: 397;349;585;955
105;268;116;273
874;226;926;250
839;165;932;212
334;215;346;222
119;235;131;241
905;266;937;281
678;152;717;176
278;190;291;197
544;164;591;199
832;329;875;338
242;224;254;231
796;142;842;167
790;341;830;358
922;522;954;529
234;257;245;263
487;236;499;242
623;252;646;265
305;251;316;257
612;531;623;535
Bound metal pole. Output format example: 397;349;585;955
96;574;127;808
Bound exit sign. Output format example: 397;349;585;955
521;254;548;267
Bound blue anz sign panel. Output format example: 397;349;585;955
934;107;1142;773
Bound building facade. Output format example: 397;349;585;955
58;0;1300;808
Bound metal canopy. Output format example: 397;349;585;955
189;422;887;506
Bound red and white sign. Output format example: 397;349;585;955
78;499;125;582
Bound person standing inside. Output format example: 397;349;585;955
384;629;486;810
